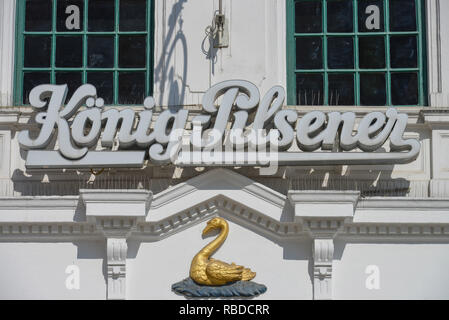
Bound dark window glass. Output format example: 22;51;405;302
391;73;418;105
88;36;115;68
119;36;147;68
328;74;354;105
328;37;353;69
57;0;84;31
296;74;324;105
296;37;322;69
24;36;52;67
88;0;115;31
295;1;322;33
120;0;147;31
390;0;416;31
56;36;83;67
359;36;385;69
87;72;114;104
360;73;386;106
119;73;146;105
55;72;83;98
358;0;384;32
327;0;353;33
23;73;50;104
25;0;52;31
390;36;417;68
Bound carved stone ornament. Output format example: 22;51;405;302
172;217;267;298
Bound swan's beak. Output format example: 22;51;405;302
202;223;214;236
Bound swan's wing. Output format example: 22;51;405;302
206;260;243;283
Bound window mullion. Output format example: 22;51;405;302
83;0;88;84
353;0;359;106
51;0;57;84
385;0;392;106
323;0;328;106
15;0;26;104
146;0;151;97
114;0;120;105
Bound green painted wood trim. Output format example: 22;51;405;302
286;0;428;107
14;0;154;106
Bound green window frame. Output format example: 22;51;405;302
286;0;427;106
14;0;154;105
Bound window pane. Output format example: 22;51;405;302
327;0;353;33
120;0;147;31
87;72;114;104
296;74;324;105
328;74;354;105
24;36;51;68
25;0;52;31
296;37;322;69
55;72;83;98
119;36;147;68
119;73;146;105
88;0;115;31
23;73;50;104
88;36;115;68
295;1;322;33
57;0;84;31
358;0;384;32
390;0;416;32
56;36;83;67
328;37;353;69
359;36;385;69
391;73;418;105
390;36;417;68
360;73;386;106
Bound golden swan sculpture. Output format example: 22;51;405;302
190;217;256;286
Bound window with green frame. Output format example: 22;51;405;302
15;0;154;105
286;0;427;106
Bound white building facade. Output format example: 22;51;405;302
0;0;449;300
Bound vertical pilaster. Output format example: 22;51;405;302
312;238;334;300
80;189;152;300
0;0;16;106
106;237;128;300
288;191;360;300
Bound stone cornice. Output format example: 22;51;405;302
0;196;449;241
0;170;448;243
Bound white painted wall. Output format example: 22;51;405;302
2;231;449;299
0;242;106;300
153;0;286;106
127;221;313;300
333;242;449;300
0;0;449;301
0;0;448;106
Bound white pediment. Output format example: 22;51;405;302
144;169;297;241
149;169;287;222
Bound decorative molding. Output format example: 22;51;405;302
106;238;127;300
342;224;449;238
80;189;152;300
312;238;334;300
289;191;359;300
1;171;449;301
288;190;359;225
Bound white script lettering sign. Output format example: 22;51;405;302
19;80;421;169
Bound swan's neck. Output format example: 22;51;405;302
201;224;229;258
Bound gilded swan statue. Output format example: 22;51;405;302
190;217;256;286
